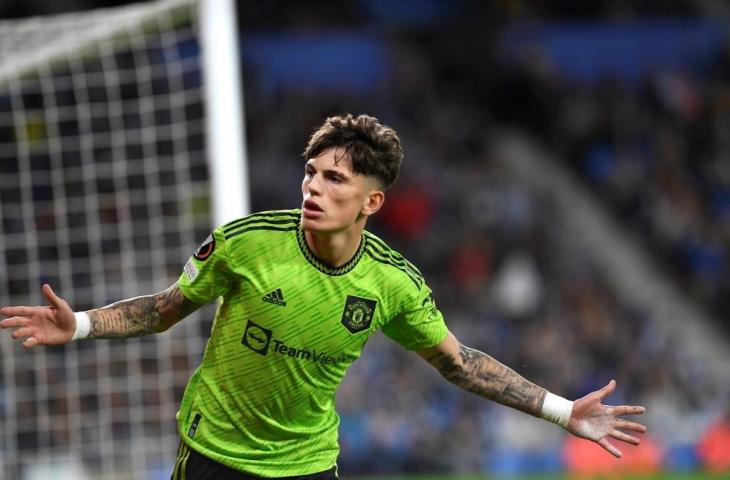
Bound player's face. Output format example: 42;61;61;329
301;147;381;233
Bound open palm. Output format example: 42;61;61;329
0;284;76;348
567;379;647;458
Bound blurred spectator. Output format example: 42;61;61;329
507;30;730;326
563;433;663;477
377;181;436;240
697;401;730;472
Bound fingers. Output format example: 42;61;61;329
597;379;616;400
0;317;31;329
1;318;36;344
11;327;34;340
42;284;65;309
3;321;42;347
0;306;38;317
609;429;641;446
612;405;646;416
614;419;647;433
1;317;40;346
598;437;622;458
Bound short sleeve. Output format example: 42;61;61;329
381;282;449;351
177;227;234;304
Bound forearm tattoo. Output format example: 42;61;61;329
87;285;200;339
425;343;547;417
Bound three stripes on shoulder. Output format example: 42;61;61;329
223;210;299;240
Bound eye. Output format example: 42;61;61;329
304;165;314;176
326;172;345;183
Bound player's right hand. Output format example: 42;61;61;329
0;284;76;348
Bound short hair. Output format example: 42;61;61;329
303;114;403;190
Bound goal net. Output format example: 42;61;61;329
0;1;242;478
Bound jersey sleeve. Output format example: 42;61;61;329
177;226;234;304
381;281;449;351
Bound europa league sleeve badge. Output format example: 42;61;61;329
194;233;216;261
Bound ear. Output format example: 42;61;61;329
361;189;385;217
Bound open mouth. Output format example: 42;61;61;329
303;200;323;212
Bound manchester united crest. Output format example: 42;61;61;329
341;295;377;334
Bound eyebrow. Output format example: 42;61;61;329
305;162;352;179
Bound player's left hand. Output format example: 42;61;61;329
566;379;647;458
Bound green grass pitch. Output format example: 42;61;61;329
352;473;727;480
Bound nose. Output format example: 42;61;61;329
305;173;321;195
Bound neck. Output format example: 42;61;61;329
304;222;364;268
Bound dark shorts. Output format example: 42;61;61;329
171;441;339;480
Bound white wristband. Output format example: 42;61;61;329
540;392;574;428
72;311;91;340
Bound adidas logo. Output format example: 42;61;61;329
262;288;286;307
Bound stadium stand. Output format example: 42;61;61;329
236;3;730;474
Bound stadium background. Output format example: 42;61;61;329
1;0;730;479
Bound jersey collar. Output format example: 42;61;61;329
296;223;365;276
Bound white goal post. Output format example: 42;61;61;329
0;0;247;478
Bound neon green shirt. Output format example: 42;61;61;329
176;209;448;477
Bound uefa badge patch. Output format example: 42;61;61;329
184;258;198;281
193;233;215;261
340;295;377;334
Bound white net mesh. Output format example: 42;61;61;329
0;1;217;478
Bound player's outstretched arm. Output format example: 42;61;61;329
1;282;202;348
419;332;548;415
84;282;202;339
418;332;647;458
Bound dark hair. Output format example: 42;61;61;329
303;114;403;190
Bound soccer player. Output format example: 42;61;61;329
1;114;646;479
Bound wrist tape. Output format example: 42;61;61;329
72;311;91;340
541;392;573;428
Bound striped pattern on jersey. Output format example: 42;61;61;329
363;230;423;287
175;209;448;477
222;210;300;240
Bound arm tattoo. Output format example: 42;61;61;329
86;284;201;339
425;343;547;417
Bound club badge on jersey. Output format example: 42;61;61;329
341;295;377;334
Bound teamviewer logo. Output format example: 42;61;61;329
242;320;273;356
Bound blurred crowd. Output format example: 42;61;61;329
503;33;730;329
245;101;726;474
239;1;730;474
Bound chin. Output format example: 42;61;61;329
301;216;347;234
300;216;327;232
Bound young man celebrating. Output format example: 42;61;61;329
1;114;646;479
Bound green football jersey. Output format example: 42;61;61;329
175;209;448;477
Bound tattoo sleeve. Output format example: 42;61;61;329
86;284;201;339
425;343;547;417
